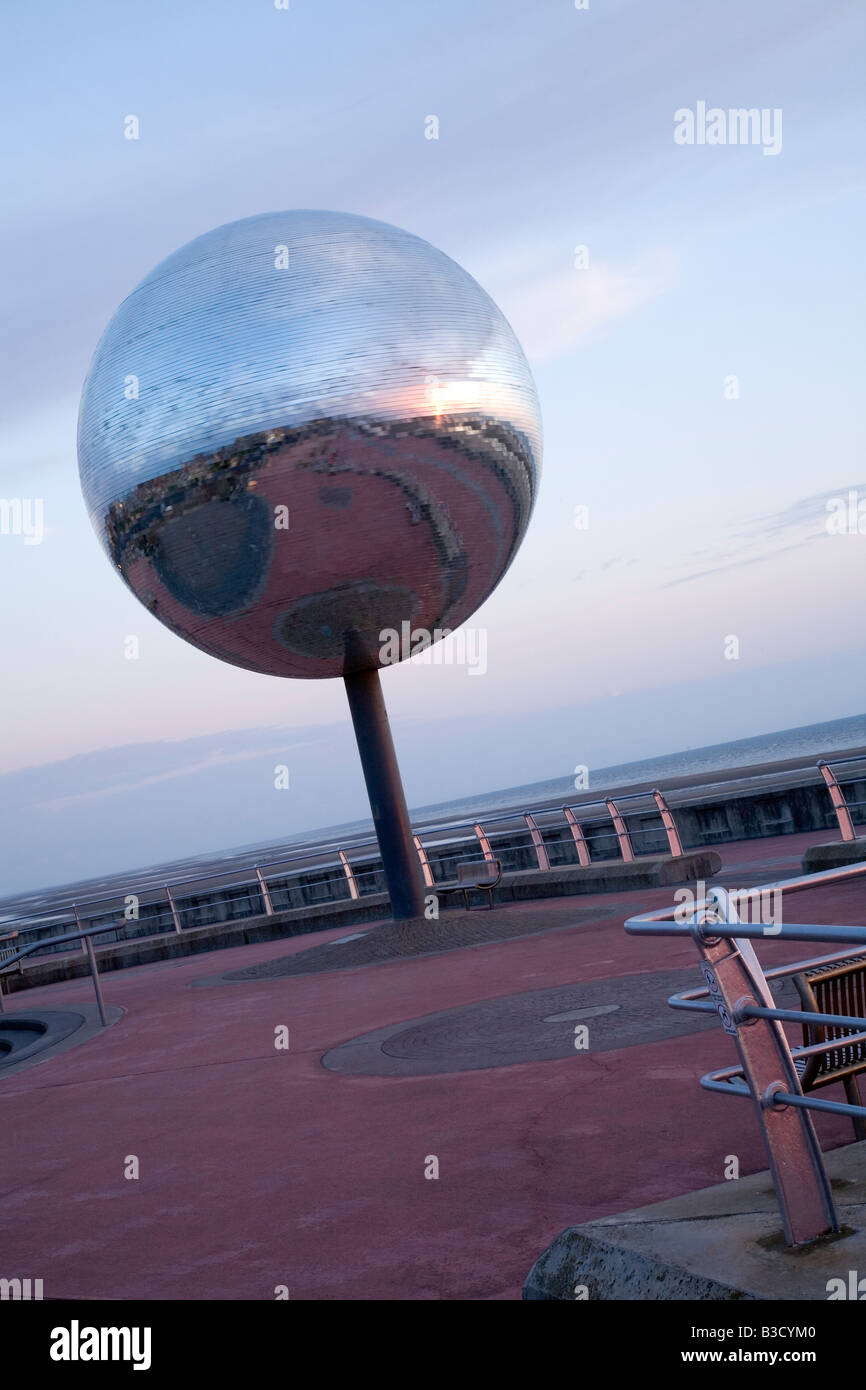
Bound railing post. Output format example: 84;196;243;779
72;904;88;956
83;933;108;1028
413;835;434;888
165;885;183;933
338;849;360;900
255;866;274;916
524;813;550;872
563;807;591;867
652;789;684;858
818;761;857;842
605;798;635;862
690;887;838;1246
0;931;17;1014
473;822;495;862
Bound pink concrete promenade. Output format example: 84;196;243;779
1;829;861;1300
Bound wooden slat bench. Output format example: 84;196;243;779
793;954;866;1141
436;859;502;911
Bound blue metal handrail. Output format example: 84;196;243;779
0;921;118;1023
625;859;866;1246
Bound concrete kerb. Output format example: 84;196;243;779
523;1140;866;1301
802;840;866;873
0;1002;125;1079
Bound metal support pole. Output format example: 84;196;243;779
343;667;426;920
0;932;16;1014
83;934;108;1028
165;885;183;933
72;903;87;955
413;835;434;888
255;866;275;915
818;761;857;842
563;807;591;867
652;789;685;858
338;849;360;900
524;813;550;871
606;798;635;862
474;823;495;861
692;887;838;1246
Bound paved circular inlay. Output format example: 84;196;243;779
322;970;801;1076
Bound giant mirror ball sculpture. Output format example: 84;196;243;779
78;211;542;678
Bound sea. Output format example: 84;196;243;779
240;711;866;855
3;713;865;919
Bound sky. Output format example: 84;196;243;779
1;0;865;892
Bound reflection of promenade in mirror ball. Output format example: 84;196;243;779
78;211;542;678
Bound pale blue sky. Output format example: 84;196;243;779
1;0;864;890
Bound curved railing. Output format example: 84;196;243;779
0;788;686;957
817;753;866;842
0;922;118;1021
1;753;863;969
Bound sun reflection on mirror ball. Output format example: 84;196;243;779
78;211;542;678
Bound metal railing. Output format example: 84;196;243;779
818;754;866;841
5;750;863;960
625;859;866;1247
410;788;681;882
0;789;683;960
2;747;863;966
0;921;117;1023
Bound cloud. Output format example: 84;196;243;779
659;482;866;589
660;537;815;589
498;249;677;362
36;739;320;813
738;483;866;541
